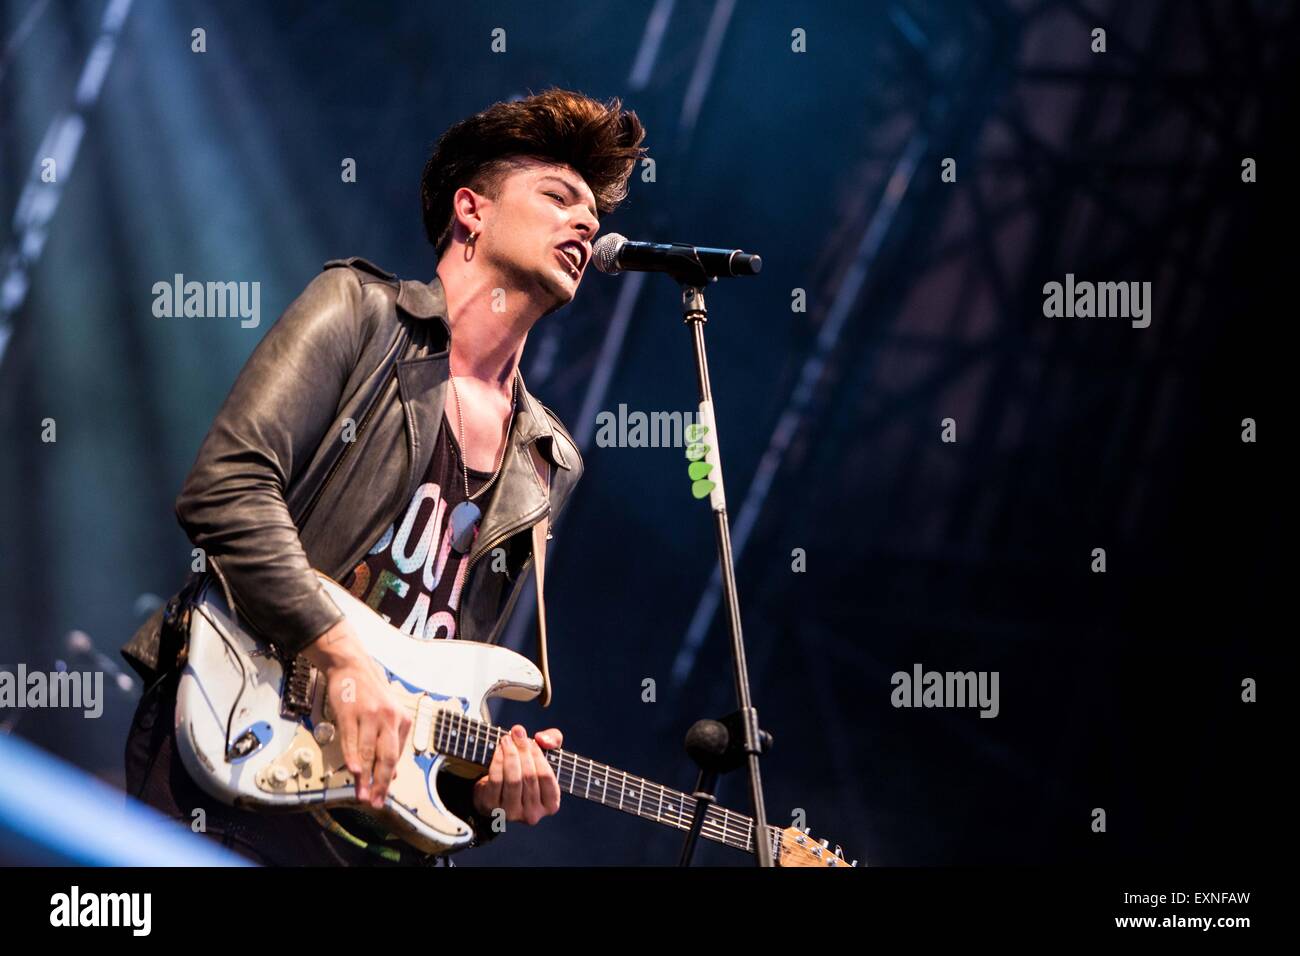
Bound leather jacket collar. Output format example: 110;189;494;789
394;269;572;470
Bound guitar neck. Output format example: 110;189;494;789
433;709;782;859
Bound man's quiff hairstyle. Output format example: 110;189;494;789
421;88;648;256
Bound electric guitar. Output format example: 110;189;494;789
174;571;855;867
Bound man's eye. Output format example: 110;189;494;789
545;192;564;202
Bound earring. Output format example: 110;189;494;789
467;231;478;245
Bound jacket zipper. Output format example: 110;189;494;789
463;437;554;577
297;365;396;531
464;499;550;577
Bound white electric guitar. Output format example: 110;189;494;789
174;571;854;867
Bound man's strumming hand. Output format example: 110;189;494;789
302;617;411;810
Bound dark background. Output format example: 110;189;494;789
0;0;1288;865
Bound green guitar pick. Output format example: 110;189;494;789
685;442;709;461
691;479;716;499
688;460;713;480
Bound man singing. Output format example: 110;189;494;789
121;88;647;865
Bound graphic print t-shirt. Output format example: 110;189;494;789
340;415;492;641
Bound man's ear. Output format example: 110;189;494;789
450;186;486;238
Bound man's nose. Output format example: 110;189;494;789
571;209;598;240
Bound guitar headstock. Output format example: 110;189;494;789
776;827;857;868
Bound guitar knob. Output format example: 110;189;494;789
313;721;336;745
294;748;314;771
269;765;292;788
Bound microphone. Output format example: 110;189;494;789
592;233;762;282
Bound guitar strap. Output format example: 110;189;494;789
527;442;554;708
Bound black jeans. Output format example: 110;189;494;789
123;668;449;867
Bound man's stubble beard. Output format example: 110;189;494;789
494;249;573;320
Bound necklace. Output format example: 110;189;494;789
447;368;518;554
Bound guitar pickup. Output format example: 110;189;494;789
412;695;437;754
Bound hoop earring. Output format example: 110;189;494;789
464;230;478;262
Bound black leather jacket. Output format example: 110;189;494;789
122;256;583;680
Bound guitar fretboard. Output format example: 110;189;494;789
433;709;782;859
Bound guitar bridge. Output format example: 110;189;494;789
281;655;319;719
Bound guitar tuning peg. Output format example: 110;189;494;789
850;860;859;867
819;838;829;848
834;844;844;858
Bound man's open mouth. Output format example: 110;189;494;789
556;242;585;272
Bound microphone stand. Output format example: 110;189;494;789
669;258;774;867
677;715;773;867
677;735;721;867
